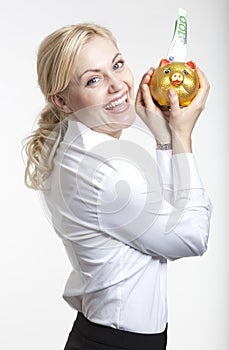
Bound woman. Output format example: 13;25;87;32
23;23;212;350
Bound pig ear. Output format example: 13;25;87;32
186;61;196;70
159;58;171;67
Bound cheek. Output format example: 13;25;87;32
126;67;134;86
68;91;97;111
124;68;134;99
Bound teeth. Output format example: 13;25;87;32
105;94;127;110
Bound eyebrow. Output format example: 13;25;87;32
78;52;122;80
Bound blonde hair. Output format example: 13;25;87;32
23;23;118;190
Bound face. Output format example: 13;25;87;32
63;35;135;138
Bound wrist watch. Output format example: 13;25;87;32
156;143;172;150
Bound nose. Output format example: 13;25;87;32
107;73;123;93
171;72;183;82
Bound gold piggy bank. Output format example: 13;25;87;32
149;58;199;107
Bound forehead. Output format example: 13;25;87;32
169;63;193;73
76;35;118;71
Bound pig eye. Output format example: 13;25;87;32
164;68;171;74
184;69;189;75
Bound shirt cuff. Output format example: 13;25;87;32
172;153;204;191
156;149;173;186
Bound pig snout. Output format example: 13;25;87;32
171;72;183;86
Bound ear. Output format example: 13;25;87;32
51;94;72;113
185;61;196;70
159;58;171;67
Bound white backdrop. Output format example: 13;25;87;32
1;0;228;349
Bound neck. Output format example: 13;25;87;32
91;127;122;139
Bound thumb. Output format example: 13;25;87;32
167;89;180;112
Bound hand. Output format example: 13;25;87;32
135;67;171;144
166;68;210;153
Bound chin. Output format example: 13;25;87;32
107;104;136;129
108;118;135;134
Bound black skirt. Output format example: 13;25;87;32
64;312;167;350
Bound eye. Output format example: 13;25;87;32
113;60;125;71
184;69;189;75
86;76;100;86
164;67;171;74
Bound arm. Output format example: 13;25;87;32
51;120;211;261
135;68;174;204
96;68;212;260
156;149;173;204
96;151;212;261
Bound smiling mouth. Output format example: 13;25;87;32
104;94;128;111
173;80;182;86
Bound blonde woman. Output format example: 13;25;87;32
23;23;212;350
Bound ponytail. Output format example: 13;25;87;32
23;104;67;190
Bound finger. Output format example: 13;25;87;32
197;68;210;90
139;83;157;110
135;83;150;108
190;69;210;109
135;85;144;107
139;67;155;86
136;67;156;107
167;89;180;113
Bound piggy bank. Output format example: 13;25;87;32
149;58;199;107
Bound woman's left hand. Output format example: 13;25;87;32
135;67;171;145
166;68;210;140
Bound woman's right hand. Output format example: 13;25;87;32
135;67;171;145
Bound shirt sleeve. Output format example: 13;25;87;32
97;152;212;261
156;149;173;204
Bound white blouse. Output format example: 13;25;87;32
43;118;212;334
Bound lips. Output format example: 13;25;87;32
104;94;128;111
173;80;181;86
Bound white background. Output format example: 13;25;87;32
1;0;228;349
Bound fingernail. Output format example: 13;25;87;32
168;89;175;96
142;84;147;91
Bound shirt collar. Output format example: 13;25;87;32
65;118;118;152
